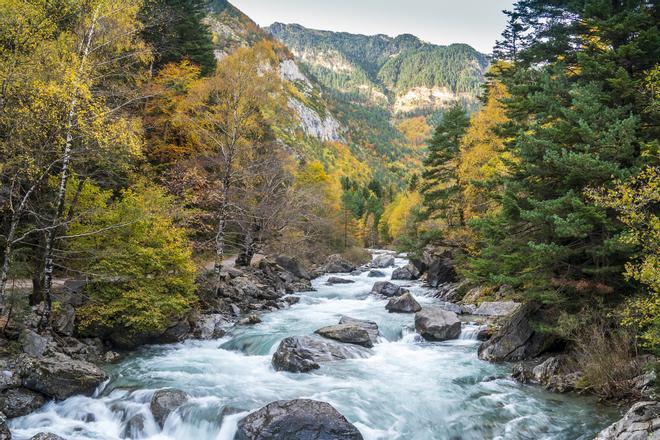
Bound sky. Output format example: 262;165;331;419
230;0;516;53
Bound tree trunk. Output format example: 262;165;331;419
235;230;255;267
0;217;18;310
213;173;231;292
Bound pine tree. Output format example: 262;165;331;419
421;104;470;226
141;0;216;75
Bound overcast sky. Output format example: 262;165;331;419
230;0;516;53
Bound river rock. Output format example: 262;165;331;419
150;388;189;427
314;324;373;348
0;412;9;440
367;270;386;277
338;316;379;345
272;336;371;373
473;301;520;316
436;301;463;314
30;434;67;440
414;308;461;341
235;399;363;440
18;353;107;400
275;255;311;280
239;314;262;325
19;330;51;358
386;292;421;313
322;255;355;274
53;303;76;336
121;413;146;439
326;277;355;285
193;314;227;339
391;263;420;280
477;302;557;362
371;254;395;268
426;256;457;288
511;356;579;393
371;281;407;297
0;387;46;418
594;401;659;440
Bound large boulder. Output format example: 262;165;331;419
275;256;311;280
371;254;395;268
473;301;520;316
314;324;373;348
385;292;421;313
321;255;355;274
0;387;46;418
594;401;659;440
121;414;146;439
436;301;463;314
326;277;355;285
391;263;420;280
150;388;189;427
235;399;363;440
511;356;579;393
53;303;76;336
19;330;51;358
30;434;66;440
370;281;407;297
338;316;379;345
193;314;227;340
367;270;386;278
414;308;461;341
477;302;557;362
0;412;9;440
272;336;371;373
426;255;457;288
18;353;107;400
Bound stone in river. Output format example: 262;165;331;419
370;281;407;297
272;336;371;373
326;277;355;285
385;292;422;313
414;308;461;341
314;324;373;348
339;316;379;344
150;388;189;427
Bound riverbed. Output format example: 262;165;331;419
10;253;617;439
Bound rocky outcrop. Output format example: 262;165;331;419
53;303;76;336
192;314;228;339
18;353;107;400
371;281;407;297
272;336;371;373
338;316;379;344
511;356;579;393
320;255;355;274
386;292;421;313
594;401;659;440
426;254;457;288
19;330;51;358
371;254;395;268
315;324;373;348
435;301;463;314
473;301;520;316
235;399;363;440
275;255;311;280
326;277;355;285
29;434;66;440
414;308;461;341
367;270;386;278
287;98;343;142
0;413;9;440
150;388;189;427
0;386;46;418
391;263;420;280
477;302;557;362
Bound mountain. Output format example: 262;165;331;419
267;23;490;115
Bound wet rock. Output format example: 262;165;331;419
0;386;46;418
426;255;457;288
284;296;300;305
473;301;520;316
18;352;107;400
104;351;122;364
478;302;557;362
322;255;355;274
594;401;659;440
436;301;463;314
53;304;75;336
386;292;421;313
159;320;191;343
476;327;495;341
511;356;578;393
391;263;420;280
434;280;469;303
415;308;461;341
371;281;407;297
0;412;9;440
193;314;227;340
272;336;371;373
461;304;477;315
239;314;262;325
150;389;189;428
121;414;146;439
58;337;104;364
275;256;311;280
367;270;386;278
19;330;50;358
371;254;395;268
315;324;373;348
30;434;67;440
235;399;363;440
338;316;379;344
326;277;355;285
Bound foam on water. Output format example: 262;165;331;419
10;252;617;440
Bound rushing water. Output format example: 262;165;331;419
11;253;617;440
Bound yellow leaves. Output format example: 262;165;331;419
396;116;431;147
381;191;421;241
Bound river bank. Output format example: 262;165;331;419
4;250;634;439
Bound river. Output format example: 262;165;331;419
10;252;617;439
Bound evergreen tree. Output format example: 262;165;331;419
141;0;216;75
421;104;470;226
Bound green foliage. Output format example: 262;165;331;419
141;0;216;75
71;182;196;335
